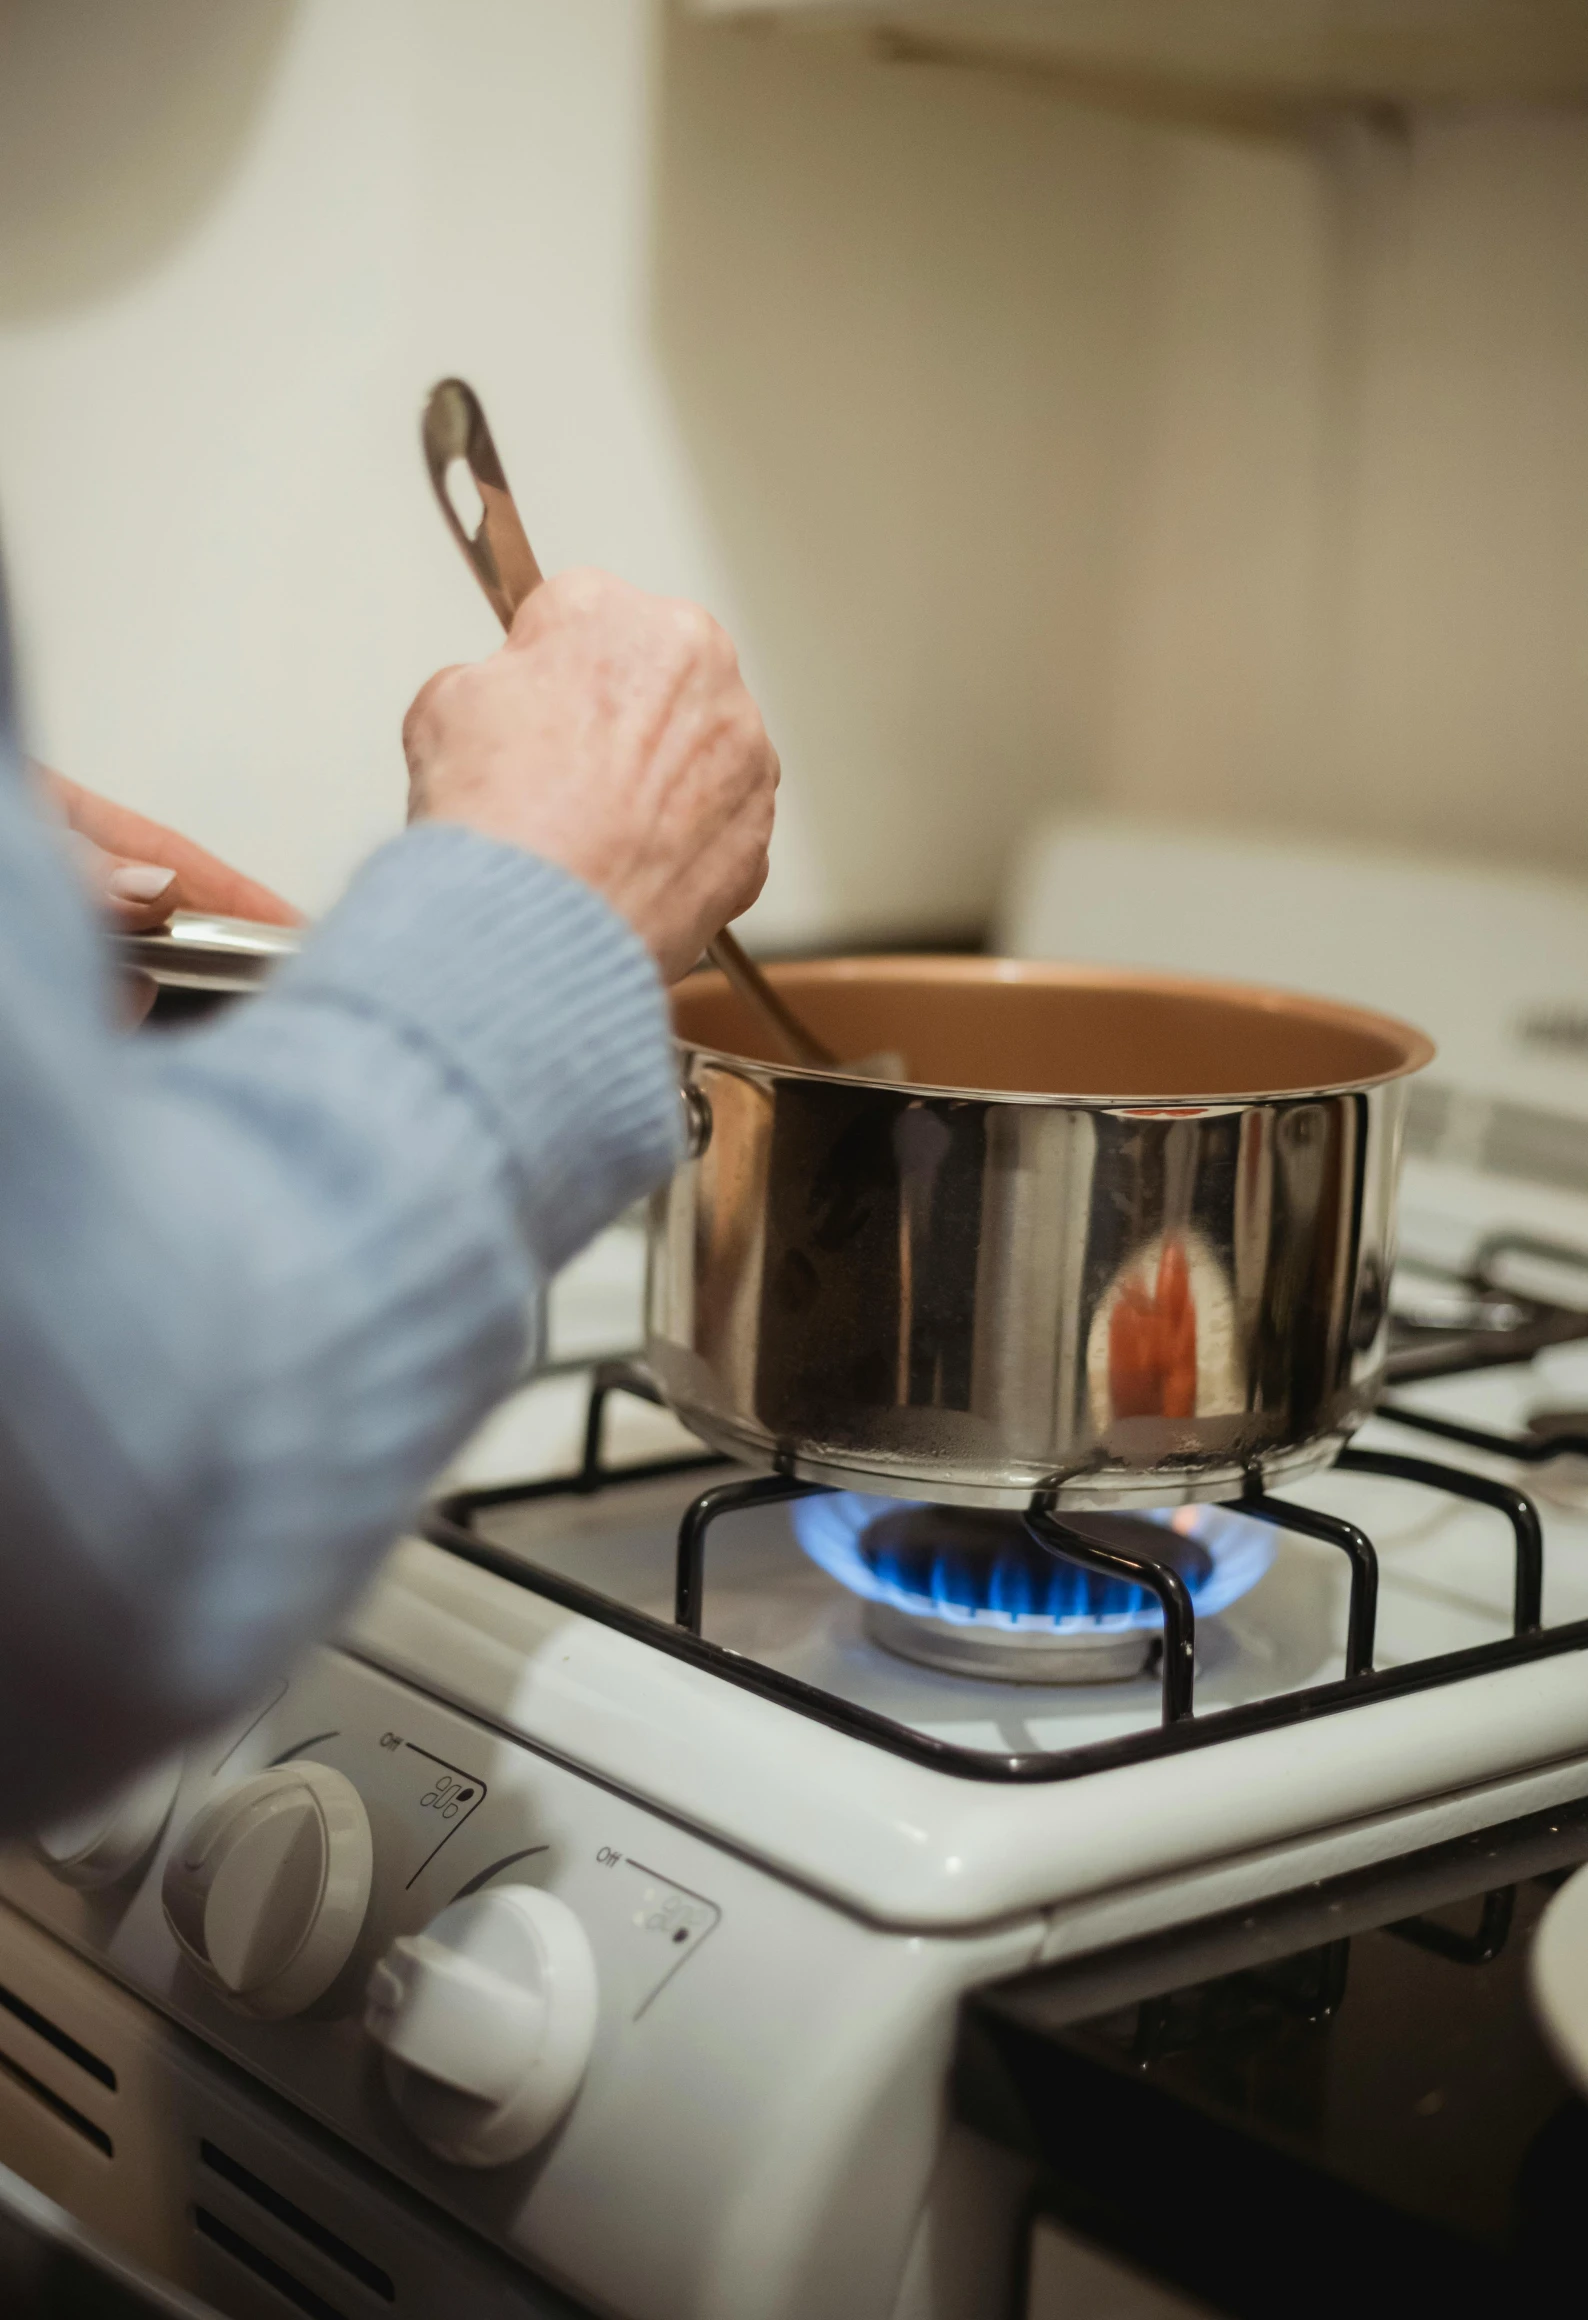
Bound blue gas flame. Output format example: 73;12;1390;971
790;1494;1275;1634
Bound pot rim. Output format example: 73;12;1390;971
673;954;1437;1107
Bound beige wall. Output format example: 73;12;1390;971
0;0;1155;940
0;3;1583;940
0;0;742;922
1098;104;1588;877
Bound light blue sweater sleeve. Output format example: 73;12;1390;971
0;722;681;1827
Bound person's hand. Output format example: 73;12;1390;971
39;769;301;1024
402;569;779;984
41;769;302;932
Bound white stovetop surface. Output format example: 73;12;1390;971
435;1394;1588;1758
353;1493;1588;1936
341;1153;1588;1935
354;841;1588;1933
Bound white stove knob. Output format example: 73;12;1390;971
364;1885;598;2167
34;1755;183;1889
162;1761;372;2020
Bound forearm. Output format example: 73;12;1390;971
0;817;679;1825
0;534;774;1828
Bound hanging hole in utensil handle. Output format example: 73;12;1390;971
442;458;488;541
421;377;543;631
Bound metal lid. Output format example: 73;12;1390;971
122;910;300;994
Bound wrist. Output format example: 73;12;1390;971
408;800;673;980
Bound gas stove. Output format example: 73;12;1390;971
414;1221;1588;1918
5;1196;1588;2320
6;839;1588;2320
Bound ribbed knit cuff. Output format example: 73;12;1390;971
273;825;682;1271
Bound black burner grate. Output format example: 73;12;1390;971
426;1241;1588;1784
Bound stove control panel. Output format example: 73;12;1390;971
365;1884;599;2165
161;1762;373;2020
0;1636;1037;2320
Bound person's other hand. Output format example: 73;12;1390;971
402;569;779;984
41;769;303;933
40;769;302;1024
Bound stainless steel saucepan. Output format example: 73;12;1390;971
120;384;1432;1513
648;957;1435;1510
125;928;1433;1509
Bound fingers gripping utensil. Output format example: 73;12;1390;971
420;377;843;1075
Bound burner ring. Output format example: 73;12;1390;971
791;1494;1276;1685
864;1600;1159;1684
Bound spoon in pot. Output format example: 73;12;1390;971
420;378;896;1078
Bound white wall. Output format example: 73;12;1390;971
0;0;748;920
0;4;1584;938
0;0;1154;939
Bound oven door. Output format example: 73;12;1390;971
1025;2213;1216;2318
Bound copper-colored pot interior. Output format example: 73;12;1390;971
672;958;1434;1101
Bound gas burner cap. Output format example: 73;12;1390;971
791;1495;1275;1686
864;1599;1157;1684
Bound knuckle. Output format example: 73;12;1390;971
402;662;465;749
668;598;719;657
506;591;551;645
534;566;619;629
550;564;605;605
735;705;777;787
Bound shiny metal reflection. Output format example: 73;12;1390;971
649;957;1434;1509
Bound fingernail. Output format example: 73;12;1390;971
108;864;176;902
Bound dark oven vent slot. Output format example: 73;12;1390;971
0;2049;112;2156
195;2208;349;2320
0;1979;116;2089
199;2141;395;2303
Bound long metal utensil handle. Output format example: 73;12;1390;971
420;376;544;625
420;378;837;1073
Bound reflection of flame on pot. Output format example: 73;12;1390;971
1088;1227;1242;1438
1109;1237;1197;1418
790;1493;1276;1684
